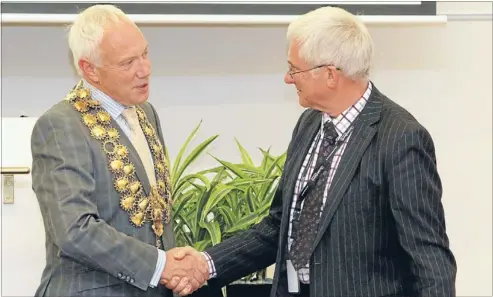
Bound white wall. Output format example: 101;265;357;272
1;2;492;296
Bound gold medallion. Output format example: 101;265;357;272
78;89;89;99
152;221;164;237
97;111;111;123
82;113;97;127
115;177;129;192
121;195;135;210
131;212;144;226
129;181;141;194
115;145;128;158
65;80;173;244
91;125;106;140
110;159;124;172
107;128;119;140
144;126;154;137
74;101;89;112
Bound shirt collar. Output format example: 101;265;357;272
322;81;373;136
82;79;132;119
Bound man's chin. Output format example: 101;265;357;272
298;96;310;108
134;92;150;104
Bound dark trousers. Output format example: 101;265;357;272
276;276;310;297
299;283;310;297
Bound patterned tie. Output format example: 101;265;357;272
122;108;156;185
289;120;338;271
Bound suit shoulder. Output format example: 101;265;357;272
378;94;431;137
298;108;320;126
138;101;162;126
34;100;85;134
139;101;157;117
289;108;320;139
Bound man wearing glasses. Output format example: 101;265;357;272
170;6;457;297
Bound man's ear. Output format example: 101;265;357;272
325;66;339;88
78;58;100;83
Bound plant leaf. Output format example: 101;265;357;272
177;213;195;243
226;178;272;188
194;168;227;235
193;239;212;252
224;212;260;234
235;138;254;167
259;147;273;170
257;176;280;205
172;120;202;183
173;135;219;190
235;164;263;176
176;229;194;246
196;165;225;175
201;219;222;246
174;173;211;195
264;153;286;178
200;185;235;223
172;191;197;220
217;205;235;228
211;156;247;179
246;186;256;213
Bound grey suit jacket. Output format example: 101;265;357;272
205;84;457;297
31;92;176;296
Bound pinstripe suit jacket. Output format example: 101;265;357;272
31;96;176;296
205;84;457;297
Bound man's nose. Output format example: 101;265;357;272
137;59;151;78
284;73;294;84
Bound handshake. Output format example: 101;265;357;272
160;246;210;296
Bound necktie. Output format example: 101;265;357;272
121;108;156;185
289;120;338;271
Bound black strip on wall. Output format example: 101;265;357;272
1;2;436;16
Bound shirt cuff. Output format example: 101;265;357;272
150;249;166;287
201;251;217;279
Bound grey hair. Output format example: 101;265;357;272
286;6;374;80
67;4;133;75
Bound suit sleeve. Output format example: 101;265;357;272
388;126;457;297
204;110;308;287
30;112;159;291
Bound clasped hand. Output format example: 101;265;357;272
160;246;209;296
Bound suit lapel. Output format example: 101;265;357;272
281;110;322;218
312;92;383;249
111;119;152;196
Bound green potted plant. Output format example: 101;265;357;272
166;121;286;295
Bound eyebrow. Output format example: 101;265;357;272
119;45;148;63
288;61;299;69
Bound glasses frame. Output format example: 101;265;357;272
288;64;341;79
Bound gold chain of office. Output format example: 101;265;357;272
64;81;172;246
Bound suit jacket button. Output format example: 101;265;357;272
117;273;122;278
130;279;135;283
126;276;131;281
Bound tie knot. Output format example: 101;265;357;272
122;108;139;130
323;121;338;143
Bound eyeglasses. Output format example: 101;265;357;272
287;64;341;79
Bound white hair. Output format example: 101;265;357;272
286;6;374;80
67;4;133;76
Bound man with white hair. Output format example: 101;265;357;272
175;6;457;297
31;4;208;297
